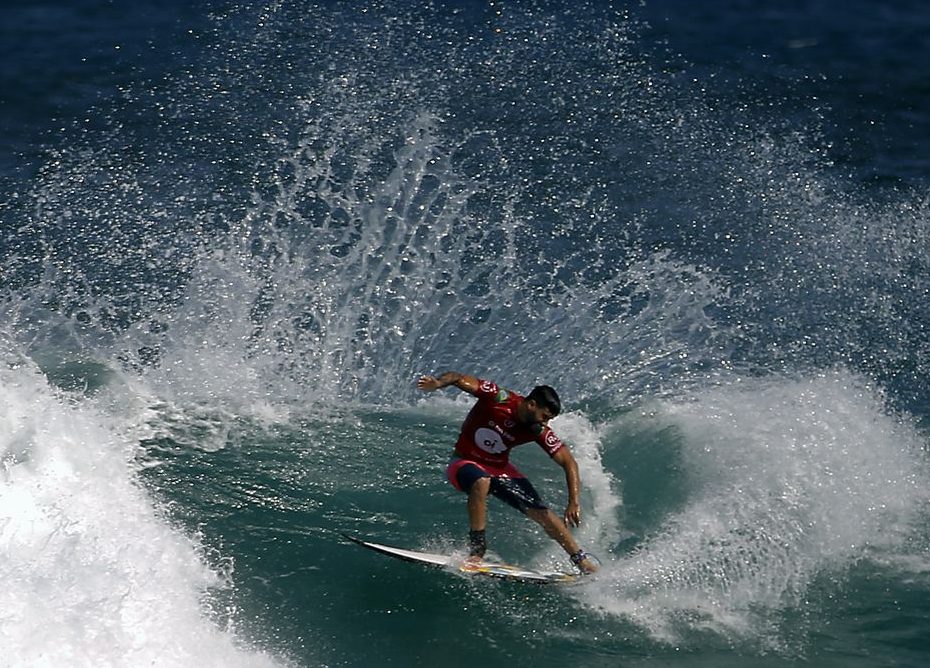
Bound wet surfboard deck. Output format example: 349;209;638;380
343;534;580;584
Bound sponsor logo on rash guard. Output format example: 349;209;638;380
474;427;506;454
543;429;562;454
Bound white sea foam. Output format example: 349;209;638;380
0;360;285;668
581;369;930;649
550;411;623;553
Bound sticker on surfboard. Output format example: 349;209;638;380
343;533;580;585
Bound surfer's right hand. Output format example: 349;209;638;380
417;375;441;391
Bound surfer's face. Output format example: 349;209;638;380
519;398;557;427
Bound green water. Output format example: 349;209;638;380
136;401;930;668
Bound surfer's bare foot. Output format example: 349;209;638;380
577;556;599;574
460;555;484;572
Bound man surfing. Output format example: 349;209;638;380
417;371;598;574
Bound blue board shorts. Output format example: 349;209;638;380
446;458;548;513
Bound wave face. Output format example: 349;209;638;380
2;1;929;666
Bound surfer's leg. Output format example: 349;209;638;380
490;475;597;573
447;460;492;557
452;463;491;529
466;476;491;531
488;476;584;554
524;508;598;573
465;478;490;557
489;475;547;514
524;507;583;556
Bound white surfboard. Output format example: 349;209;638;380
344;534;580;585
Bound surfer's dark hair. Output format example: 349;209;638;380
527;385;561;416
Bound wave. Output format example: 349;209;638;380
580;369;930;651
0;350;285;668
2;2;930;662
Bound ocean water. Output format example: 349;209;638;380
2;1;930;667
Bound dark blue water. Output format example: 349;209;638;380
2;2;929;667
641;1;930;187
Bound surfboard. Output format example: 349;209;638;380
343;534;580;584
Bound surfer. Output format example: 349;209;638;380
417;372;599;574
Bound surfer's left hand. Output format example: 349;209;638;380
564;502;581;527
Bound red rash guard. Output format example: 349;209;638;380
453;379;564;473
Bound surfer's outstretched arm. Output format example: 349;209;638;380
417;371;480;395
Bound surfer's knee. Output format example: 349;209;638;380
468;476;491;499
